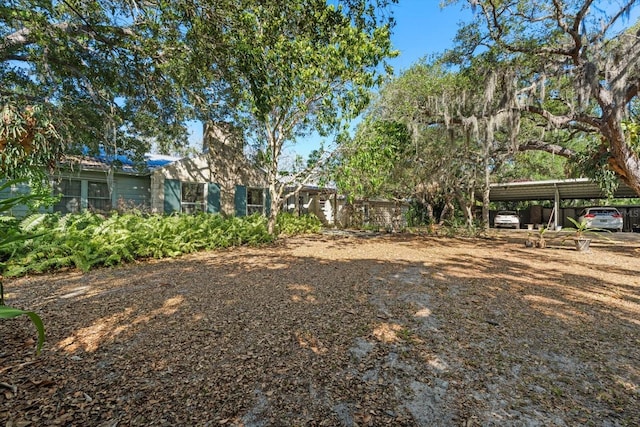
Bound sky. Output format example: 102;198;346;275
386;1;472;73
186;1;474;159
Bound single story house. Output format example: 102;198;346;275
2;122;270;217
4;121;408;231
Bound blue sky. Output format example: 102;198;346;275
387;1;472;73
285;1;473;160
187;1;473;158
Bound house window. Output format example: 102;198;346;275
88;181;111;212
53;179;81;214
247;188;265;215
181;182;205;214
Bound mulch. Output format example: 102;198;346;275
2;232;639;426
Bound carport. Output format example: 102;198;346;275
488;178;639;229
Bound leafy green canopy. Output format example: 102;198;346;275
444;0;640;196
333;61;488;211
334;118;411;200
181;0;396;233
1;0;195;180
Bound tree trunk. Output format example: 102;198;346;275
425;201;434;224
482;152;491;230
455;191;475;228
605;121;640;196
439;197;455;224
267;180;279;235
265;125;284;235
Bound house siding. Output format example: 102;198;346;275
0;180;31;217
151;122;268;215
51;170;153;213
335;199;409;231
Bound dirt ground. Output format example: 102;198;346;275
1;230;639;426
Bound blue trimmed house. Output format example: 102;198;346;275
150;122;269;216
2;122;270;217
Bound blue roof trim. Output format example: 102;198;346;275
79;147;180;171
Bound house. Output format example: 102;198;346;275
49;153;175;215
282;185;338;225
3;122;270;217
282;184;409;231
149;122;269;216
335;197;409;231
4;121;408;230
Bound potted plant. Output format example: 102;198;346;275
524;232;535;247
536;226;549;248
562;217;611;252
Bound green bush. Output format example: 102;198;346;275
0;179;46;354
3;211;324;277
276;213;323;236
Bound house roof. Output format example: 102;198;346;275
63;152;180;174
489;178;639;201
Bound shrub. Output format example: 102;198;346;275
0;179;46;354
2;211;322;277
276;213;322;236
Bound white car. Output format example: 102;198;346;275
577;207;623;232
494;211;520;229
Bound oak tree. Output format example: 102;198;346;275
1;0;194;180
445;0;640;196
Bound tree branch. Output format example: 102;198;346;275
1;22;136;60
524;105;602;129
517;140;576;158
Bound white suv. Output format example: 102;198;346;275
577;207;623;232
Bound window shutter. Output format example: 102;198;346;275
207;183;221;214
234;185;247;217
164;179;181;213
265;188;271;216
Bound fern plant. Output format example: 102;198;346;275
276;213;322;236
0;179;46;354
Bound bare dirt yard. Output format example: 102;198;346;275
1;230;639;426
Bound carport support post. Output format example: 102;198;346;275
554;185;560;230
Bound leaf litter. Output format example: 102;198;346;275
1;231;639;426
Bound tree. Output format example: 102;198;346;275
445;0;640;196
184;0;396;233
342;58;519;228
1;0;195;181
333;118;413;200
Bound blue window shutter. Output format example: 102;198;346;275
265;188;271;216
164;179;181;213
207;183;221;214
234;185;246;217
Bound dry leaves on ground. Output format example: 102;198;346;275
1;231;639;426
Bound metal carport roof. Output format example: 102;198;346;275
489;178;638;202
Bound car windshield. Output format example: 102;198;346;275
497;211;517;216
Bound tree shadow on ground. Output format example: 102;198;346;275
1;233;638;426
